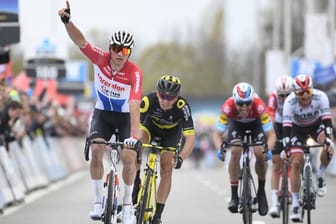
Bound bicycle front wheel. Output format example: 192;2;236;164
104;170;116;224
280;162;289;224
136;168;153;224
241;164;252;224
304;166;314;224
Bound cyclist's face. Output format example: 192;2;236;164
277;93;290;103
295;89;313;106
110;45;130;69
235;102;252;117
157;92;177;110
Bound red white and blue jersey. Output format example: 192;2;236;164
215;96;273;133
282;89;332;127
81;42;142;112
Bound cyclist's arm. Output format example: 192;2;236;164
129;100;141;139
64;21;87;48
179;134;195;160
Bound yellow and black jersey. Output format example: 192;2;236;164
140;92;195;137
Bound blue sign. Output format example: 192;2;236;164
313;65;336;85
291;58;321;77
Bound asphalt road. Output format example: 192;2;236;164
0;159;335;224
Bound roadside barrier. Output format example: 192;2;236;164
0;135;86;213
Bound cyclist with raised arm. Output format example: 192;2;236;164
213;82;276;216
133;75;195;224
282;74;334;222
266;75;293;217
58;2;143;223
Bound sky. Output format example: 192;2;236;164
16;0;262;59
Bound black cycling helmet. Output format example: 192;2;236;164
156;75;181;96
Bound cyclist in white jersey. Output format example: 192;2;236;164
282;74;334;222
59;2;143;224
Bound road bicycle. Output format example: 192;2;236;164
278;148;291;224
222;130;266;224
84;129;123;224
290;143;324;224
135;137;180;224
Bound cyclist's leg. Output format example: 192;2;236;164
227;122;243;213
270;122;283;217
152;133;180;222
315;126;329;197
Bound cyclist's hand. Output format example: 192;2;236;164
123;137;139;148
174;156;183;169
59;1;71;24
216;149;226;161
263;149;272;161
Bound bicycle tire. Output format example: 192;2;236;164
280;161;289;224
304;165;313;224
136;168;153;224
104;170;116;224
241;164;252;224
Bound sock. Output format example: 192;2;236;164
230;181;239;199
123;184;134;205
154;203;165;219
317;166;326;179
92;179;103;204
258;178;265;191
271;189;278;206
292;192;299;208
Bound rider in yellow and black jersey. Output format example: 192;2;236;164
133;75;195;224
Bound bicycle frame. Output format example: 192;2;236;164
299;143;323;224
223;130;264;224
84;129;123;224
279;150;291;224
135;139;179;224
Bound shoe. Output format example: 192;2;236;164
257;189;269;216
290;206;301;222
151;216;162;224
317;177;327;197
122;205;135;224
228;197;239;213
269;205;280;218
89;203;102;220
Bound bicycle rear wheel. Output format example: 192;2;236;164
136;168;153;224
280;162;289;224
241;164;252;224
104;170;116;224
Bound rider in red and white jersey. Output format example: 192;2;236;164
282;74;334;222
59;2;142;224
266;75;293;218
213;82;276;217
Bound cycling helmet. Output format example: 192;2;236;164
232;82;255;103
275;75;293;94
156;75;181;96
293;74;313;91
109;30;135;48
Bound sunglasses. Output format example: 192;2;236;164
111;45;131;56
295;89;313;96
279;93;290;98
235;101;252;107
159;93;177;101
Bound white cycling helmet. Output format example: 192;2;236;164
293;74;313;91
109;30;135;48
232;82;255;103
275;75;293;94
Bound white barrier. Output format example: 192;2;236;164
0;156;15;206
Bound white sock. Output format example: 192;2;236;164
92;179;103;204
292;192;300;208
271;189;278;207
123;184;134;205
